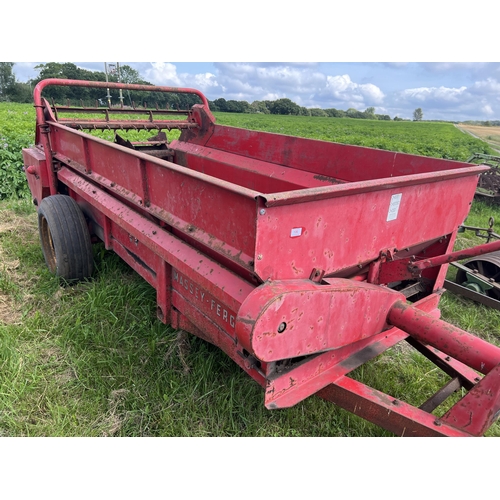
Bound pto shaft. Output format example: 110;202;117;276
387;300;500;374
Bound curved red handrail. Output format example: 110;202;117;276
33;78;210;108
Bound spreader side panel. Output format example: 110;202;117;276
254;174;479;280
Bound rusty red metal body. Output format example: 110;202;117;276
23;78;500;436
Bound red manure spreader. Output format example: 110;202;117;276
23;79;500;436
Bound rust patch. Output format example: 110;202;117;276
313;174;343;184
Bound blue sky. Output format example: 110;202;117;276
6;3;499;122
12;62;500;121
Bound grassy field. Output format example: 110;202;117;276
1;103;500;437
457;123;500;152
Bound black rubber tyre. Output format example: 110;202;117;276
38;195;93;281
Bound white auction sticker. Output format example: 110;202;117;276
290;227;303;238
387;193;402;221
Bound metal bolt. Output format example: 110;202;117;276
259;209;266;215
257;254;263;260
434;419;442;427
278;322;287;333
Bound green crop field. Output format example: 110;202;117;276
214;112;497;159
1;102;500;437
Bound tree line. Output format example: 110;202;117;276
461;120;500;127
0;62;202;109
210;97;394;120
2;62;420;122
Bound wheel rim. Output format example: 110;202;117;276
40;215;57;273
456;258;500;300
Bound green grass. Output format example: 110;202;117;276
2;105;500;436
0;203;383;436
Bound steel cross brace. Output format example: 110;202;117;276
265;298;500;436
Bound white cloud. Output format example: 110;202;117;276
481;104;494;115
144;62;182;86
470;77;500;94
323;74;384;107
398;85;468;103
326;75;352;93
192;72;218;89
389;80;500;121
213;63;326;101
262;92;281;101
210;65;386;109
359;83;385;104
143;63;226;97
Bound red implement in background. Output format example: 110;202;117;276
22;78;500;436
